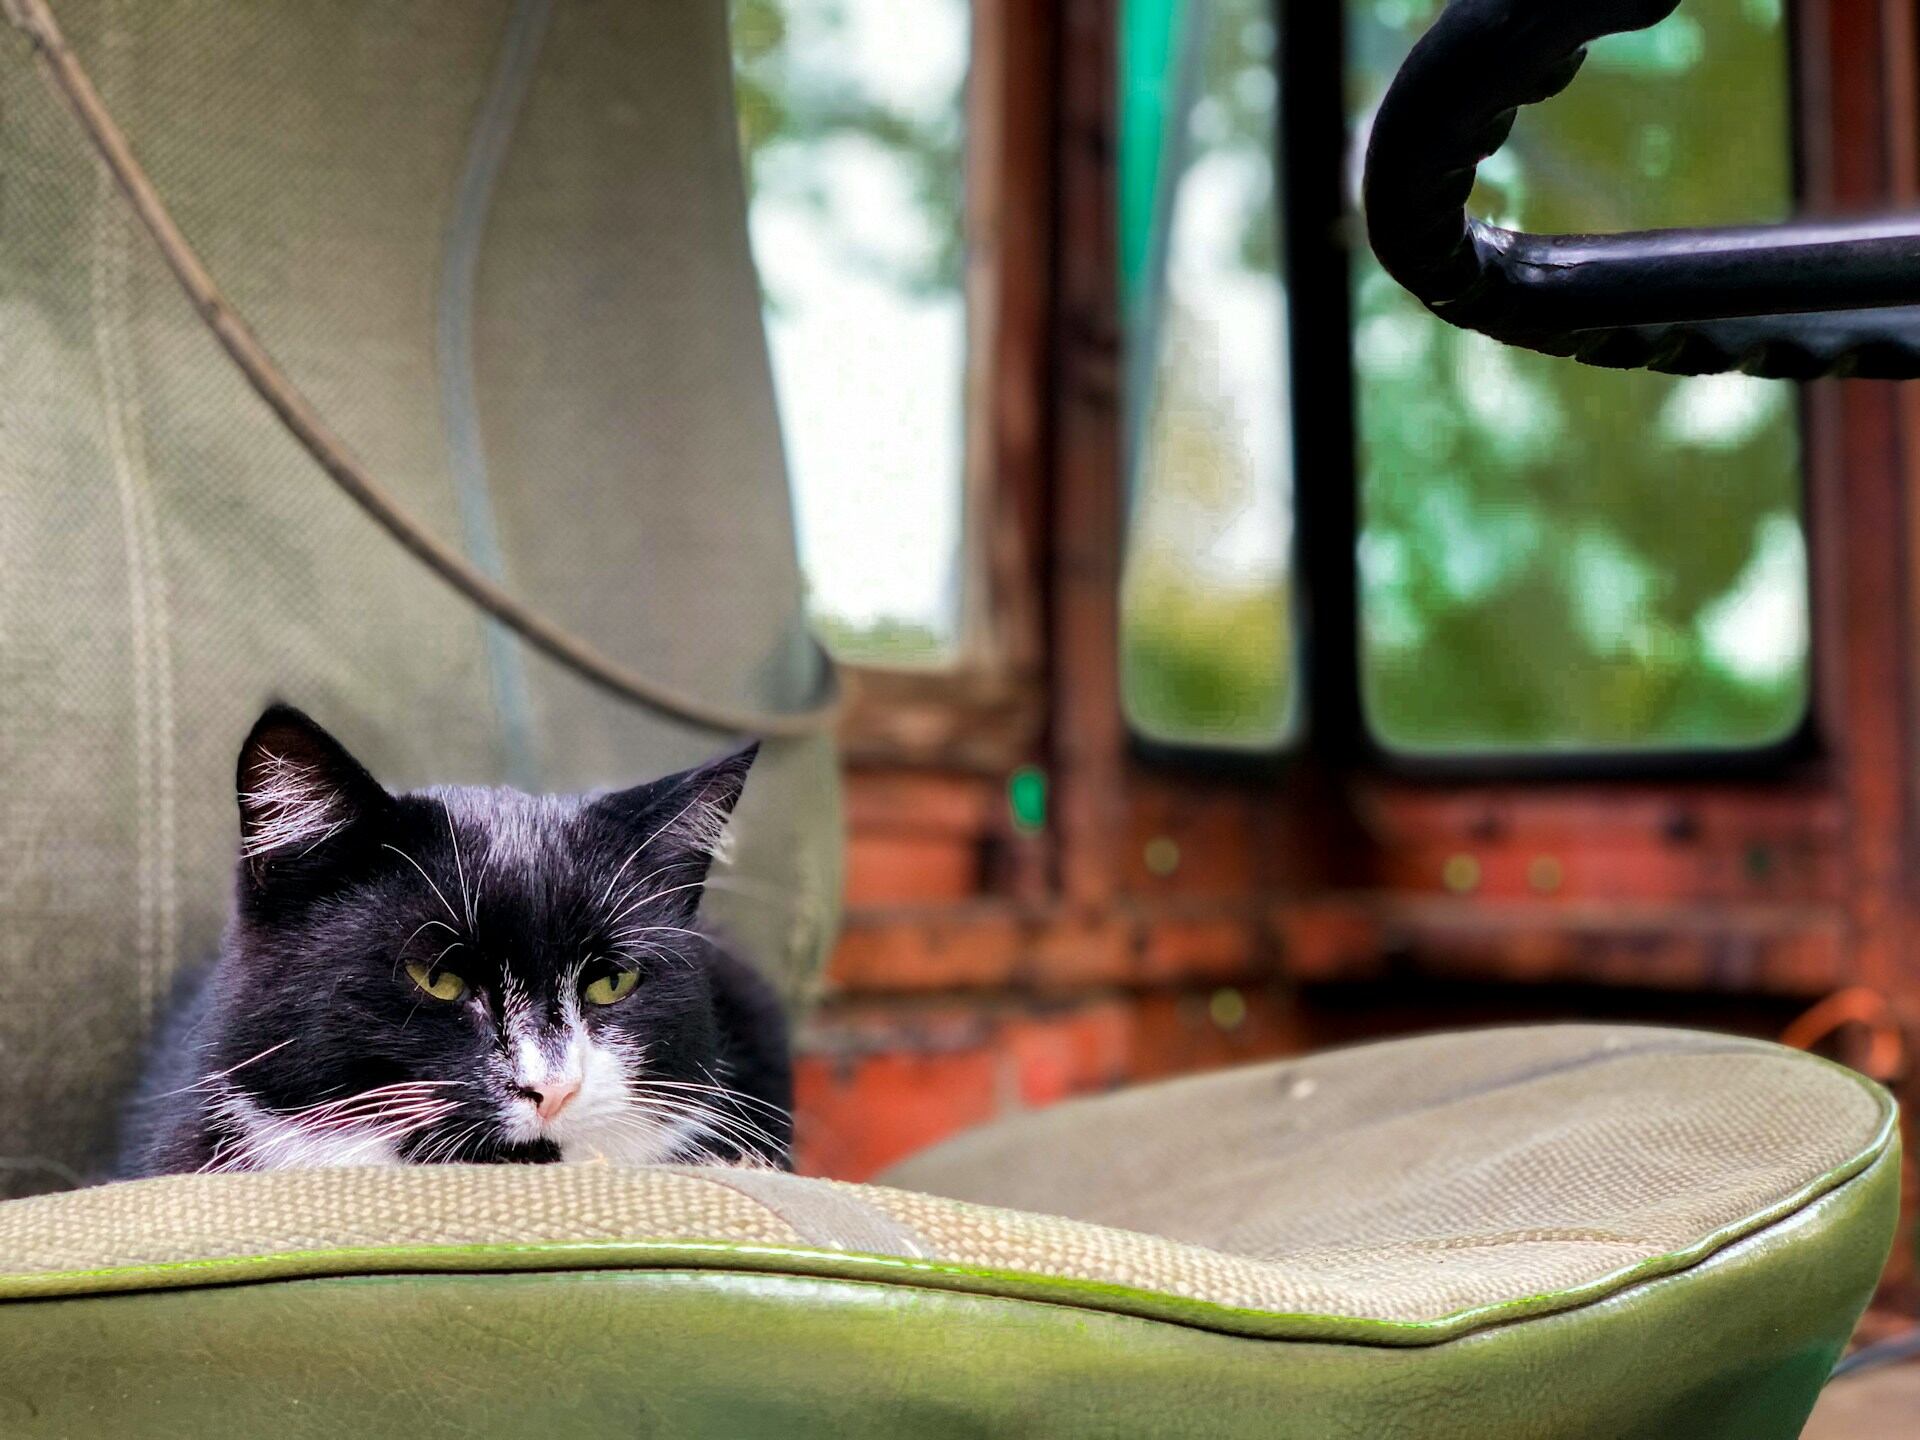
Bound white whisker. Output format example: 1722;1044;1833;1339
603;878;709;930
156;1036;298;1100
597;844;653;912
398;917;461;956
608;924;705;944
638;1076;791;1124
203;1077;463;1172
628;1086;785;1159
382;843;463;930
444;801;479;930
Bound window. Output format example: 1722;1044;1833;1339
731;0;971;668
1119;0;1297;750
1347;0;1809;754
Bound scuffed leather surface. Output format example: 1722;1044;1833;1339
0;1144;1895;1439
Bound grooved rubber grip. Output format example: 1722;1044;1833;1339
1361;0;1920;378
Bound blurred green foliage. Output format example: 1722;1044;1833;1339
1122;294;1295;745
1124;583;1293;744
811;614;949;665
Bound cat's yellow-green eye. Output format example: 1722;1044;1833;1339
584;968;639;1006
404;961;468;1003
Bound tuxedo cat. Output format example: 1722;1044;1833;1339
120;705;791;1176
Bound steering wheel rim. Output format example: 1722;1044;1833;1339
1361;0;1920;378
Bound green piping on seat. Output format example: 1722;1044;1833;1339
0;1075;1895;1349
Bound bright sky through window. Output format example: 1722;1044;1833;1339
732;0;971;666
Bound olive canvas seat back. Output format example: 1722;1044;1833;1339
0;0;840;1198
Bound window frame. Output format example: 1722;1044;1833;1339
1238;0;1908;998
1329;0;1823;780
1118;0;1307;762
1122;0;1827;779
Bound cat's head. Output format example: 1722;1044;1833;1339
206;703;780;1169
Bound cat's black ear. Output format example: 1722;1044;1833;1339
588;743;759;912
235;704;391;871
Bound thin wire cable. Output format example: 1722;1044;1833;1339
1;0;841;739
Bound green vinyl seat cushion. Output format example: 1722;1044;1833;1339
0;1026;1897;1438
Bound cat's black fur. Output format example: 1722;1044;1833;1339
119;705;791;1177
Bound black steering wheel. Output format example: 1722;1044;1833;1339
1362;0;1920;378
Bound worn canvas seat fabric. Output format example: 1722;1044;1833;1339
0;0;838;1197
0;1025;1897;1436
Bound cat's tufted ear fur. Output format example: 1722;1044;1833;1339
585;743;758;916
236;704;391;872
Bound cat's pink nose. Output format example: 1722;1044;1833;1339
531;1078;580;1121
